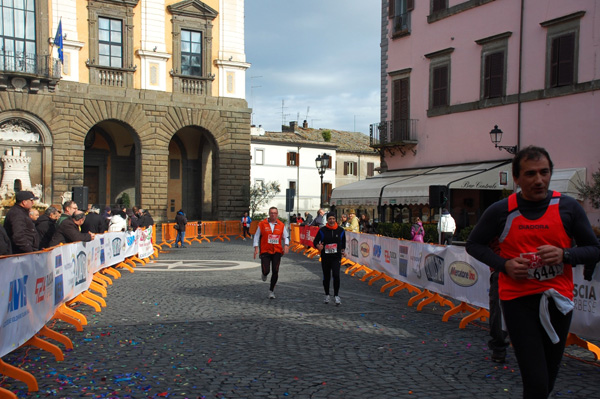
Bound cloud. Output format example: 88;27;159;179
245;0;381;134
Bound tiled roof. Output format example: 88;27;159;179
251;126;376;154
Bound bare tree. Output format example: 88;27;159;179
249;181;280;217
577;165;600;209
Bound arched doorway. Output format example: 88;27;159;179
83;120;140;209
167;127;218;221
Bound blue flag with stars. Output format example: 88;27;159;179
53;20;63;64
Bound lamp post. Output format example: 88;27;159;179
489;125;518;155
315;153;330;209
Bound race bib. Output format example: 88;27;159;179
268;234;280;245
521;252;564;281
324;243;338;254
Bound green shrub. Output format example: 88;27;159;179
457;225;474;242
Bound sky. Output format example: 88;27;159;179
244;1;381;135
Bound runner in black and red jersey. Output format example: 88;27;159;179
313;212;346;306
466;146;600;399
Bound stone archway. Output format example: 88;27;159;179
167;126;218;221
83;120;141;209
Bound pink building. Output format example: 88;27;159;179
332;0;600;234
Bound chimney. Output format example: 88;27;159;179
290;121;297;130
303;120;308;128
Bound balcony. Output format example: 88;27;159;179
392;12;411;38
370;119;418;156
0;51;61;93
171;72;214;96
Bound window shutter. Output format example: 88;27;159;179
353;162;358;176
433;65;448;107
485;52;504;98
286;152;291;166
551;33;575;87
389;0;395;18
344;162;349;175
407;0;414;11
367;162;374;177
296;152;300;165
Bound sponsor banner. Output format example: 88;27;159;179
344;232;600;340
0;228;152;357
137;226;154;259
299;225;320;248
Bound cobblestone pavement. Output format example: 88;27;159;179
2;239;599;398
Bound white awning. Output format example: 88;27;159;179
331;161;513;206
548;168;586;199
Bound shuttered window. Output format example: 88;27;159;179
550;33;575;87
286;152;299;166
432;65;448;107
367;162;375;177
484;51;504;98
432;0;446;13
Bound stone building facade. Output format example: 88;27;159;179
0;0;251;222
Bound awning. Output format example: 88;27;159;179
331;161;513;206
548;168;586;198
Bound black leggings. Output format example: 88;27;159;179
321;258;341;296
260;252;282;291
243;226;250;237
501;294;572;399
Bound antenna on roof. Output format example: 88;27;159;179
306;106;310;121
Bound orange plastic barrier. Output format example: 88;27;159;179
202;221;223;242
160;223;178;248
223;220;243;240
186;221;205;244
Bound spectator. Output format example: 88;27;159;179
339;214;349;229
36;206;61;249
359;214;372;233
410;217;425;242
29;208;39;222
0;224;12;256
50;210;95;246
138;209;154;228
438;208;456;245
304;212;313;225
81;205;104;234
311;209;326;228
57;200;78;226
127;208;138;230
345;210;359;233
101;206;112;231
296;213;304;224
4;191;40;254
108;209;128;232
174;209;188;248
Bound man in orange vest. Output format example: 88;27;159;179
467;146;600;399
253;207;289;299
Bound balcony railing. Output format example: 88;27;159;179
0;51;61;79
393;12;411;35
370;119;418;147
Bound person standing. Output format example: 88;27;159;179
241;212;252;240
81;205;104;234
4;191;40;254
313;212;346;305
36;206;61;249
174;209;188;248
437;209;456;245
253;207;289;299
310;209;326;228
339;214;349;229
49;210;96;246
345;210;359;233
57;200;78;226
466;146;600;399
410;217;425;243
29;208;39;222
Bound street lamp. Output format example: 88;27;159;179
315;153;330;208
489;125;518;155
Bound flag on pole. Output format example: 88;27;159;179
53;19;64;64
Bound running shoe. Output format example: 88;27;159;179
335;296;341;306
324;295;330;304
261;273;267;282
269;291;275;299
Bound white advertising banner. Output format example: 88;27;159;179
0;228;153;357
344;232;600;341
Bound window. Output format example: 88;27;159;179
0;0;36;73
323;183;332;204
168;1;217;94
550;33;575;87
431;0;447;13
289;181;296;191
389;0;414;36
367;162;375;177
98;17;122;68
181;29;202;77
541;12;583;89
425;48;453;109
344;161;358;176
476;32;510;100
392;76;410;141
170;159;180;180
255;149;264;165
287;151;299;167
483;52;504;98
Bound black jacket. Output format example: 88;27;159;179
175;212;187;231
4;204;39;254
0;224;12;256
49;218;92;247
138;212;154;228
36;214;57;249
81;212;104;234
313;225;346;261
